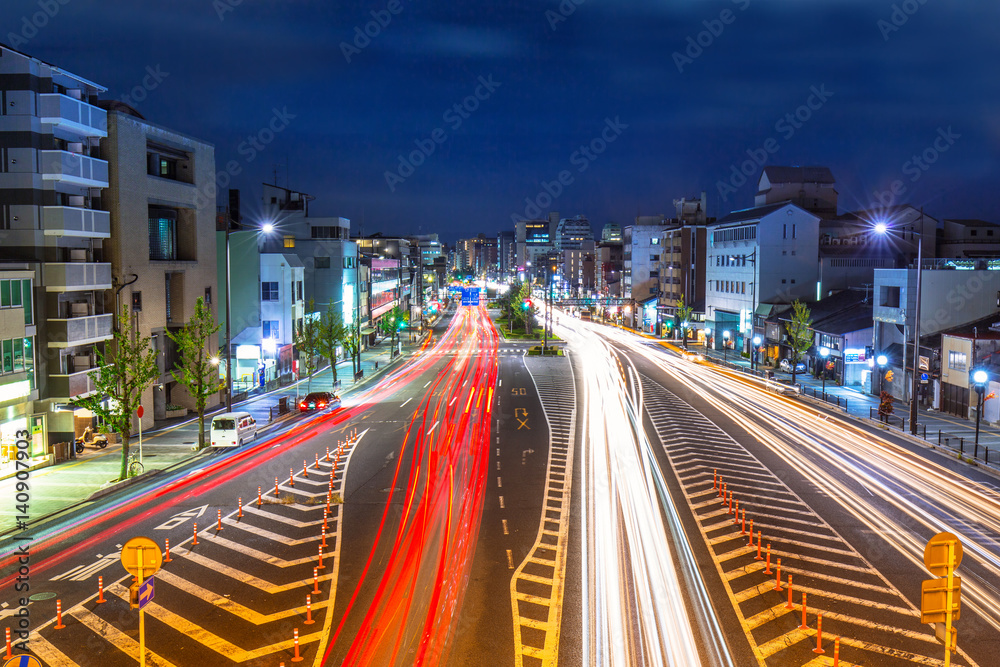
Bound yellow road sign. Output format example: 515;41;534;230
921;577;962;624
121;536;163;579
924;532;963;576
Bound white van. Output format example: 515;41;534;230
211;412;258;448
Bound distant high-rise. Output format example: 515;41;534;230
555;215;594;251
601;222;623;243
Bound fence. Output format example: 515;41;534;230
800;386;849;411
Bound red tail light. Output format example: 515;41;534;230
318;402;326;408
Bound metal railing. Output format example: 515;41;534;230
800;386;849;411
867;407;928;439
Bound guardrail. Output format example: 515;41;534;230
800;386;849;411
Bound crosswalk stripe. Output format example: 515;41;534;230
221;516;329;545
240;503;324;527
175;547;331;593
71;603;179;666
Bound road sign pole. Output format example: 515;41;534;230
140;606;146;667
137;405;144;467
944;540;954;667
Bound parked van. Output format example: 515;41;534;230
211;412;258;448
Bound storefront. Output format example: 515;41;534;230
0;411;46;474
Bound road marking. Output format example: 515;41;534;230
510;356;576;667
506;549;514;569
424;380;432;388
449;396;457;406
428;420;439;435
502;519;509;535
50;553;118;581
499;496;505;509
497;476;502;488
643;378;967;667
401;397;412;407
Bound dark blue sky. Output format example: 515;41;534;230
9;0;999;242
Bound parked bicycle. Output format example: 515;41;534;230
127;452;144;477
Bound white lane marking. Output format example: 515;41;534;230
424;381;432;388
428;420;440;435
506;550;514;569
503;519;509;535
497;477;503;488
449;396;457;406
401;397;412;407
499;496;505;509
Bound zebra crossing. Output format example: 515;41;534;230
510;355;576;667
25;430;366;666
641;378;977;667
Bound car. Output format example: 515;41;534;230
298;391;341;412
779;358;807;373
211;412;257;447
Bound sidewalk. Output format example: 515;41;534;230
0;326;436;536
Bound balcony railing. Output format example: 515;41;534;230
48;366;107;399
40;150;109;188
46;313;113;348
43;263;112;292
38;93;108;138
42;206;111;238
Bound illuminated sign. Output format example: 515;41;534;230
0;380;30;403
845;348;866;363
235;345;260;359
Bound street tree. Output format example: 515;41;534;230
785;299;814;385
677;293;694;349
295;300;322;394
343;330;360;377
74;304;158;481
318;304;349;390
379;304;409;350
166;297;222;450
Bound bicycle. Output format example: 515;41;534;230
127;452;144;477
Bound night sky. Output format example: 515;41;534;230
9;0;999;242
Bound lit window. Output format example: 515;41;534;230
283;236;295;248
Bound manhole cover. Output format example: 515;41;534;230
29;592;56;601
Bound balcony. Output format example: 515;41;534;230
46;314;113;348
39;94;108;138
43;263;112;292
48;366;106;399
42;207;111;239
40;150;109;188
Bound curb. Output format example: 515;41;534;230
0;455;54;484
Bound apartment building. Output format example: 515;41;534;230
0;265;44;467
259;253;304;384
100;106;218;427
624;221;673;332
704;202;820;351
0;45;111;446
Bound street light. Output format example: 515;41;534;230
876;354;888;397
681;320;689;350
752;335;762;372
819;346;830;399
723;330;731;362
974;369;988;457
873;216;925;436
223;219;274;412
703;327;711;349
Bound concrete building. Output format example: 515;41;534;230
355;234;411;335
938;219;1000;260
0;265;44;467
0;45;111;447
100;106;218;428
659;193;711;329
705;202;821;352
456;234;498;279
258;253;304;384
554;215;594;251
755;165;838;214
514;218;553;280
601;222;623;243
624;221;672;332
873;265;1000;405
216;228;261;391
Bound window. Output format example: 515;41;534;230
783;224;787;240
159;158;176;179
132;291;142;312
971;230;977;237
2;339;11;373
989;230;995;237
781;279;787;284
880;286;901;308
792;224;796;239
948;350;967;371
263;321;279;339
650;255;659;261
310;226;344;239
651;238;660;245
149;211;177;260
261;282;279;301
315;257;331;269
204;287;212;305
283;236;295;248
297;281;303;300
21;280;31;325
12;339;22;372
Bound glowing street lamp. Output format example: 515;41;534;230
723;330;731;362
974;369;988;455
876;354;888;396
752;335;762;372
819;346;830;399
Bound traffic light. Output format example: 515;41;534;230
522;299;531;311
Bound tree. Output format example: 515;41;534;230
878;390;894;423
785;299;813;385
74;304;158;481
295;300;321;394
379;304;409;350
317;304;349;390
343;330;360;377
166;297;222;450
676;293;694;349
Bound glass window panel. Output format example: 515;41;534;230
11;280;21;307
2;339;12;373
0;281;9;308
21;281;31;324
12;339;22;372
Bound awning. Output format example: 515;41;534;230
360;327;376;336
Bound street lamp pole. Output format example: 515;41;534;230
974;370;987;457
224;226;232;412
820;346;830;400
909;232;923;435
752;335;762;373
723;330;731;362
